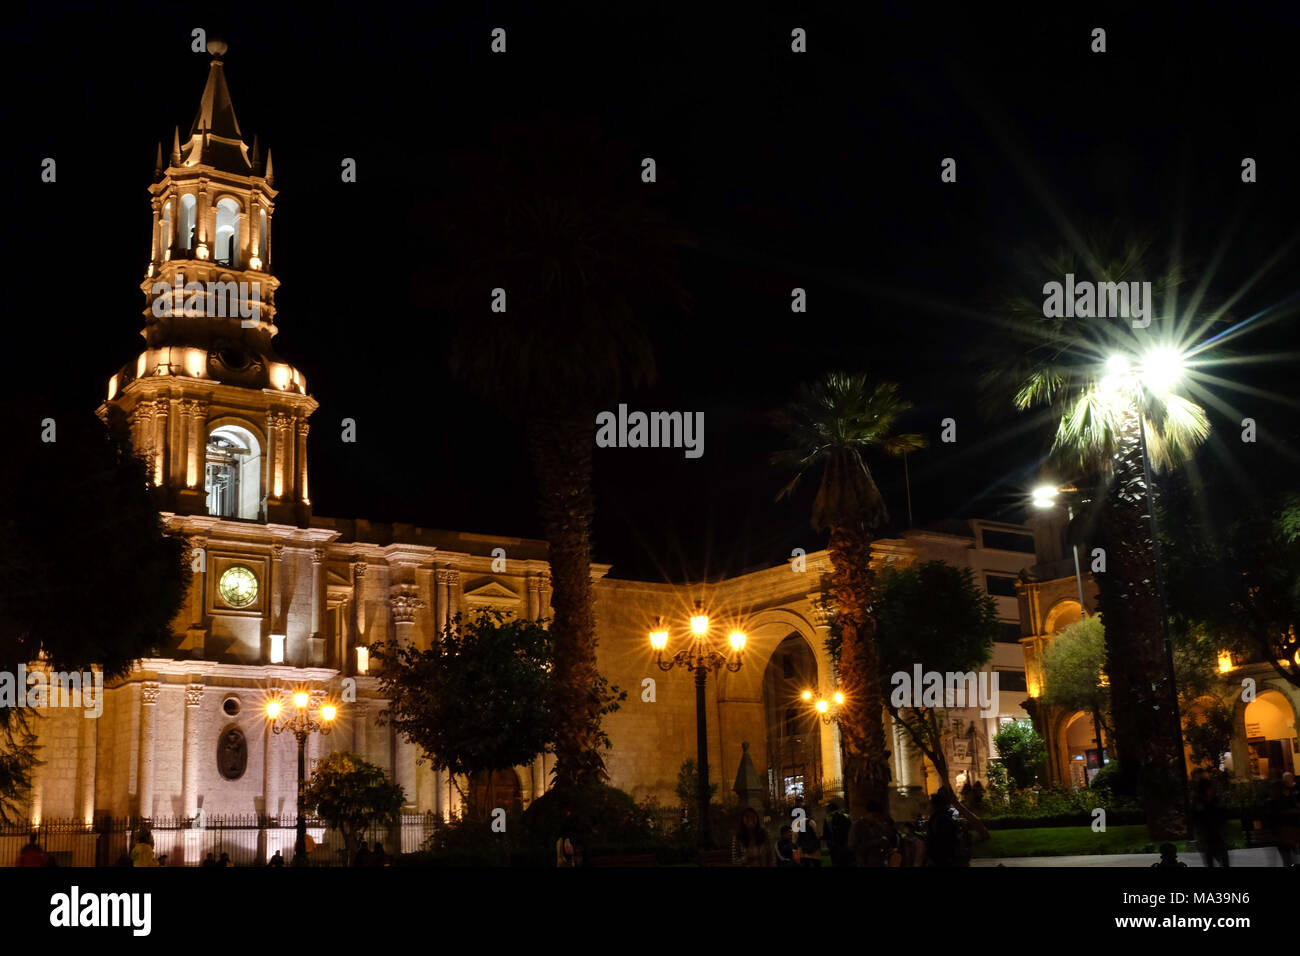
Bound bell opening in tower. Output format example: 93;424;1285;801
204;424;263;520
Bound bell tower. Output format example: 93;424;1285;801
101;40;315;526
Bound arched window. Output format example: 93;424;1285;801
205;424;262;520
179;194;196;252
215;198;241;267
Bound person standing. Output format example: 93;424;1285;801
1191;772;1230;868
130;830;159;868
823;801;853;867
731;808;775;866
925;791;959;867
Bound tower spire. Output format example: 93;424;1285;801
179;39;251;173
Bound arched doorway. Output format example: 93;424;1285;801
1062;711;1106;787
1243;690;1298;780
763;633;823;803
468;768;522;816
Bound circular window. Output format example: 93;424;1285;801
222;696;241;717
218;565;258;608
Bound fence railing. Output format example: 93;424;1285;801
0;814;441;867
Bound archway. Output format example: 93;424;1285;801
468;768;522;816
1243;690;1298;780
205;423;262;520
1061;711;1106;788
762;633;822;803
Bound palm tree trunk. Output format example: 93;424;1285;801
1094;410;1187;839
527;415;605;791
827;525;891;814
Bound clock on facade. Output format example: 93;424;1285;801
218;565;259;608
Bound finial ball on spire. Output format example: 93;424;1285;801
207;38;228;57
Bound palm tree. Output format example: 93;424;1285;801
430;116;691;792
774;373;925;814
991;235;1210;838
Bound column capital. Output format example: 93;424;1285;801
185;683;204;707
142;681;162;706
311;548;326;565
388;584;425;624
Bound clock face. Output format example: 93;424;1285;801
218;565;258;608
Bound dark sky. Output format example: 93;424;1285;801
6;2;1299;581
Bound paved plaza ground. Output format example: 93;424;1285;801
973;848;1288;867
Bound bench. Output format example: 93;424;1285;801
589;853;657;867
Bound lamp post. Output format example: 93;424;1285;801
802;688;845;726
650;605;745;849
1030;483;1088;618
266;690;337;867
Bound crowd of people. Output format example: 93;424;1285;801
730;789;974;867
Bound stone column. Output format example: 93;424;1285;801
271;543;285;641
138;682;160;819
394;728;416;810
171;399;187;486
389;584;423;649
311;549;324;640
182;683;204;817
526;574;541;621
296;419;309;503
352;561;367;669
265;411;279;500
352;701;368;762
189;400;205;490
150;200;160;262
263;695;280;819
446;570;461;623
153;402;169;486
279;414;294;502
77;700;98;824
537;572;552;619
434;569;451;635
532;755;546;802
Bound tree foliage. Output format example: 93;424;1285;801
993;720;1046;789
874;561;999;832
373;609;624;818
0;403;189;823
774;372;924;814
302;751;405;863
1040;615;1114;759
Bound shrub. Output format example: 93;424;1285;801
522;783;654;856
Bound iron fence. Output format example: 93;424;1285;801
0;813;441;867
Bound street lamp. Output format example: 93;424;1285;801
266;688;337;867
650;605;745;849
803;687;845;725
1030;482;1088;619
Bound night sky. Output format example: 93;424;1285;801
7;3;1299;581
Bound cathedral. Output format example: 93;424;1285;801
16;44;1047;863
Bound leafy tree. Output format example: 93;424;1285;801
773;373;925;814
302;751;405;865
0;403;188;823
674;759;717;815
429;117;691;792
987;232;1211;838
373;609;624;819
1039;616;1115;766
872;561;999;835
1168;488;1300;691
993;720;1046;789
